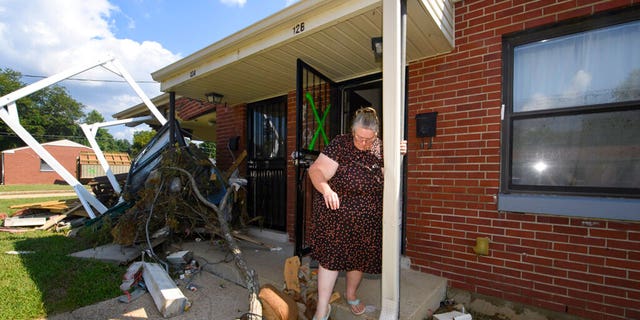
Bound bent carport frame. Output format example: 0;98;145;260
0;56;166;218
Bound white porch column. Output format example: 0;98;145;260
380;0;406;319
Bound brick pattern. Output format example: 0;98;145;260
286;91;297;242
215;104;246;176
2;145;91;184
175;97;216;121
406;1;640;319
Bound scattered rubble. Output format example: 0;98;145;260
1;199;88;232
0;121;269;319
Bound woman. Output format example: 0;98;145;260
308;107;406;320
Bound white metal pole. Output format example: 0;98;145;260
0;57;115;108
380;0;405;318
80;124;122;195
0;56;155;218
104;60;167;125
79;116;153;196
0;103;106;218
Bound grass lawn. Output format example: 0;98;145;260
0;190;125;319
0;184;77;192
0;230;125;319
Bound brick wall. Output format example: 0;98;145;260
2;145;89;184
286;91;297;241
215;103;247;176
406;1;640;319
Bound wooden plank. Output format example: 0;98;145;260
284;256;301;294
37;214;68;230
0;227;31;233
10;200;67;209
232;232;278;250
4;217;47;227
223;150;247;181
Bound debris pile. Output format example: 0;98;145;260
258;256;341;320
430;298;474;320
2;121;264;319
1;199;87;232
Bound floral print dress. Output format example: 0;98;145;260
310;134;384;274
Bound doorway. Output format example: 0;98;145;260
247;96;287;231
294;58;383;256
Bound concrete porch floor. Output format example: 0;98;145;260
174;228;447;320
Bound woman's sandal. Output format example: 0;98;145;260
312;304;332;320
346;297;366;316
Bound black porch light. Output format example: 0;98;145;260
205;92;224;104
371;37;383;61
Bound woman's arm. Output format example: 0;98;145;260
308;153;340;210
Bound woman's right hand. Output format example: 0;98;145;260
323;189;340;210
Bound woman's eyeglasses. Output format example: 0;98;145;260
355;107;377;116
353;133;376;144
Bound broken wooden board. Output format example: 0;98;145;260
4;217;47;227
0;227;31;233
9;200;88;218
232;231;280;250
223;149;247;181
36;214;68;230
9;199;82;213
284;256;301;294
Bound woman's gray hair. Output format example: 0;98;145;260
351;107;379;133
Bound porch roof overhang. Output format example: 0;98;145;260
150;0;454;106
113;93;218;141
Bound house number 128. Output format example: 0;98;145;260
293;22;305;34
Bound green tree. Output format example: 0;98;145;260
198;141;216;159
0;68;85;150
82;110;131;153
131;129;157;158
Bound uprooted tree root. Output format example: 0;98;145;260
81;143;262;319
112;145;227;246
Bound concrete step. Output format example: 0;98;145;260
327;269;446;320
175;229;447;320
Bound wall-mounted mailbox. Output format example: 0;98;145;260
415;112;437;149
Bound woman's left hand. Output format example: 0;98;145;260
400;140;407;155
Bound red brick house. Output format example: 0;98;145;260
1;139;92;185
117;1;640;319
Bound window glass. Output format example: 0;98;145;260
511;109;640;189
40;159;53;171
513;20;640;112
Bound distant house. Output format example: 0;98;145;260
0;140;130;185
1;140;91;185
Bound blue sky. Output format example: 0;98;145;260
0;0;297;141
110;0;297;56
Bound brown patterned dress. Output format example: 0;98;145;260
310;134;384;274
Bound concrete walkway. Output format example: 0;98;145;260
52;228;447;320
176;228;447;320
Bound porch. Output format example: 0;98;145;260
175;228;447;320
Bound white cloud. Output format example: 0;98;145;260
220;0;247;7
566;69;592;97
0;0;181;141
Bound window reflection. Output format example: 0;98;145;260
513;20;640;112
511;110;640;188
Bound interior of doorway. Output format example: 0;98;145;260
339;75;408;255
340;78;383;135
